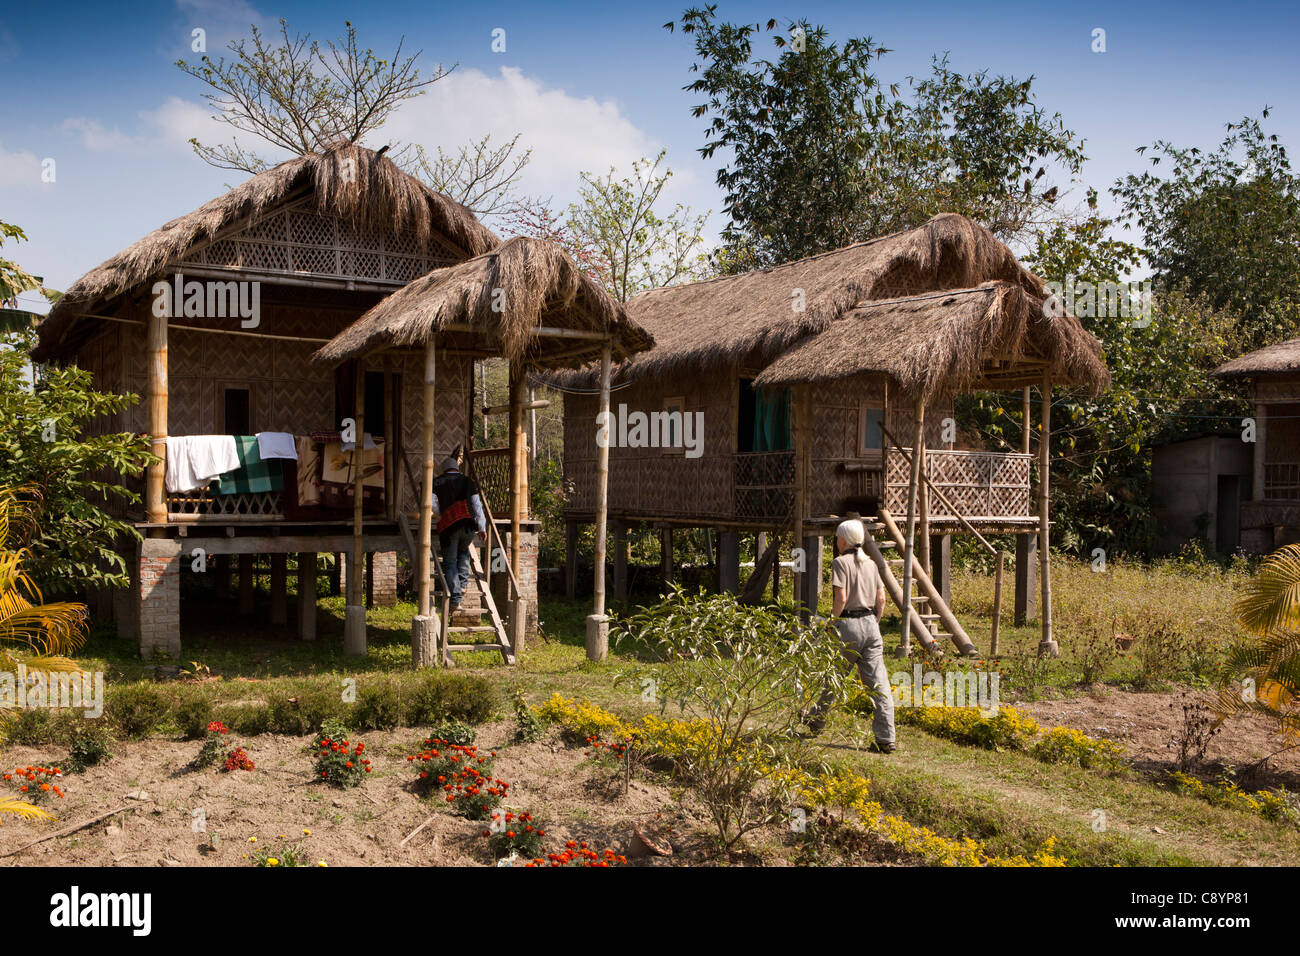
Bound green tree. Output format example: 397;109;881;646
1;220;56;332
565;150;709;302
3;329;154;593
1114;111;1300;348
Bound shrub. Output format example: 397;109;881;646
895;705;1041;751
189;721;232;771
3;764;65;804
1030;726;1127;773
65;723;114;772
174;696;214;740
222;746;255;772
6;707;55;746
618;588;852;848
312;719;370;788
407;738;506;819
224;705;271;737
407;671;495;725
536;693;624;744
482;811;546;861
512;689;544;744
107;683;169;739
355;679;404;730
427;720;476;746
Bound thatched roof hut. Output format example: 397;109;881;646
33;144;498;362
754;281;1109;400
1213;337;1300;378
594;213;1045;385
312;236;653;369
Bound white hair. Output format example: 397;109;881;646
836;519;869;569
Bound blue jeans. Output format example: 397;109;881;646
440;525;476;606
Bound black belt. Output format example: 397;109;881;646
840;608;875;619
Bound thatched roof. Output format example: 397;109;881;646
312;237;653;368
33;144;498;361
1214;337;1300;378
753;281;1109;400
597;213;1044;385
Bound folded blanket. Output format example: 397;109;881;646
215;436;284;495
256;431;298;461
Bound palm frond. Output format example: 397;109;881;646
0;795;54;823
1235;543;1300;636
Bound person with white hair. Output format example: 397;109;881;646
804;518;895;752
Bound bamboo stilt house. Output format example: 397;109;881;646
1213;337;1300;552
28;144;561;662
558;213;1109;655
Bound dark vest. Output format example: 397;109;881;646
433;471;478;537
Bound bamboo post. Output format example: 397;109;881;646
145;301;168;527
508;361;528;659
586;345;613;661
1015;385;1037;626
412;339;439;668
918;442;930;576
991;550;1004;657
1038;370;1057;657
383;370;395;521
898;395;925;658
528;385;538;463
344;360;367;656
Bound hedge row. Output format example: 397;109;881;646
2;670;496;747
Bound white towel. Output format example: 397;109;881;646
164;437;202;492
256;431;298;461
187;435;239;480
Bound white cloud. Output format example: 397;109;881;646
382;66;674;204
0;142;42;189
60;117;135;152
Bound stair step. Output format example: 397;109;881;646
446;643;510;652
447;625;498;633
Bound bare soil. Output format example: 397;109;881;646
1017;686;1300;790
0;721;714;867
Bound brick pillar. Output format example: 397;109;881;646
1014;533;1037;625
138;538;182;659
717;530;740;594
371;551;398;606
519;526;539;636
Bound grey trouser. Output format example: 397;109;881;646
810;613;895;745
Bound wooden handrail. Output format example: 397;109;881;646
465;455;521;600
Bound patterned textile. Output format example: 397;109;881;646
215;435;284;495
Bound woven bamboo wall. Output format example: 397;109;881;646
563;370;734;520
71;304;472;521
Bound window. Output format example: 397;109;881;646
858;404;884;457
738;379;790;453
223;388;250;436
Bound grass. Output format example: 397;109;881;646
8;552;1296;866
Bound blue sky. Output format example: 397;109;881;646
3;0;1299;311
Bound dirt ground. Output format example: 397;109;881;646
0;721;717;867
1018;686;1300;790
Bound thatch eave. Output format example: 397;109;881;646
1213;337;1300;378
32;144;498;363
311;237;654;369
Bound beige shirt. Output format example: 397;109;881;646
832;550;882;612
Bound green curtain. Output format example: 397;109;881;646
752;387;791;452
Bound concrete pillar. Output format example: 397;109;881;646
298;552;317;641
365;549;395;606
801;534;824;615
718;530;741;594
1014;532;1037;625
270;553;287;626
343;550;366;656
612;520;628;602
238;554;254;617
138;538;182;660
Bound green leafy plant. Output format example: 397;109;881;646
512;688;544;744
64;723;114;773
190;721;232;771
312;719;370;788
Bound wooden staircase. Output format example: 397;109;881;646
863;509;979;658
400;513;514;666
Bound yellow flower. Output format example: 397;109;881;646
303;829;311;835
318;860;328;867
267;858;279;866
248;837;257;843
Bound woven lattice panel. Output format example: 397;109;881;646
179;198;462;284
884;449;1032;519
468;448;510;515
167;490;282;517
397;351;473;516
734;451;795;520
